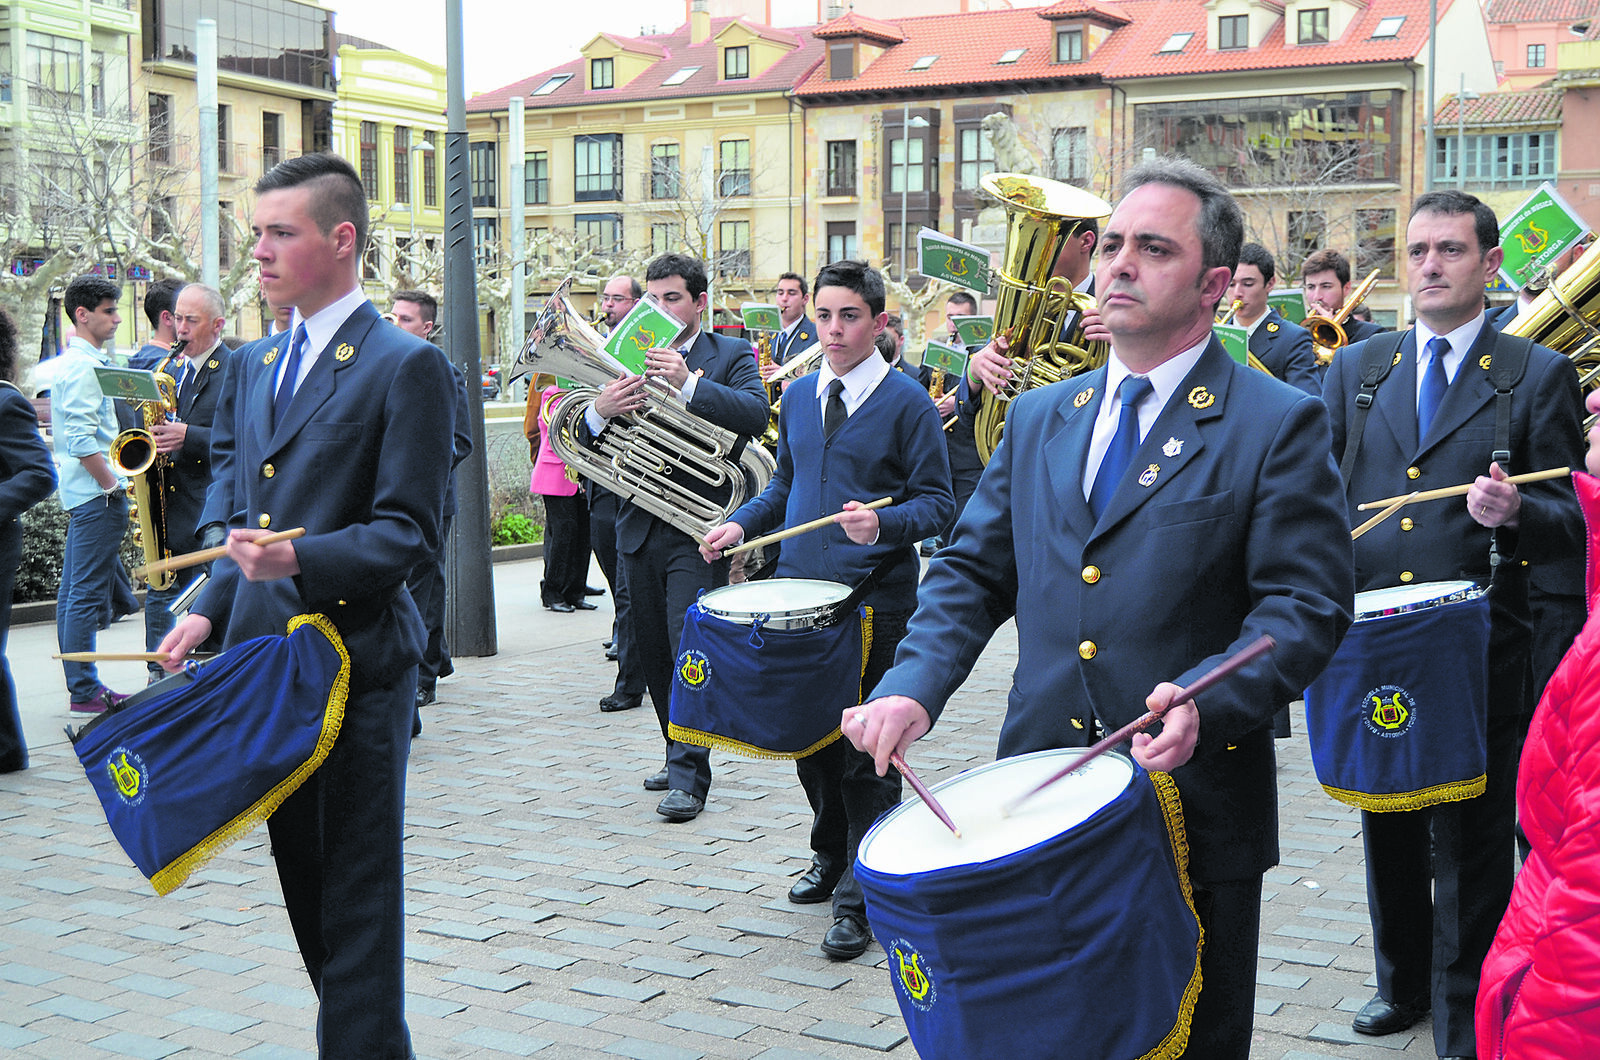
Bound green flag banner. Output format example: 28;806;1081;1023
1499;182;1589;289
922;340;970;380
93;366;162;403
1267;289;1306;322
740;303;782;332
918;228;992;294
1215;324;1250;366
603;295;687;374
950;316;994;347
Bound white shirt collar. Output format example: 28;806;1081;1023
1414;312;1485;384
816;350;891;414
1101;337;1209;424
291;286;368;358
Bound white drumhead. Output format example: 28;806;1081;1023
858;749;1135;875
1355;580;1479;618
699;578;849;617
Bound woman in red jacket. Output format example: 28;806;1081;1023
1477;384;1600;1057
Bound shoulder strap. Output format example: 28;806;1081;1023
1485;334;1533;471
1338;331;1408;483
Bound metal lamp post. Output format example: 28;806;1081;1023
898;104;930;282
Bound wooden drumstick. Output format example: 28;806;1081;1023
1001;634;1276;817
1357;466;1572;510
890;751;961;838
1351;492;1417;541
133;527;306;581
723;498;892;557
55;651;170;663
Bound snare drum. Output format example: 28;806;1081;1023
1305;579;1490;811
856;750;1202;1060
668;579;867;759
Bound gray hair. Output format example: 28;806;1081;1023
1121;156;1243;275
176;282;226;319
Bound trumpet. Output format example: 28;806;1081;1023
1304;268;1380;366
1216;299;1242;325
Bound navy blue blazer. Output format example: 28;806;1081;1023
165;344;234;550
878;339;1354;882
194;303;456;686
595;329;770;554
1342;316;1387;344
1483;302;1523;332
775;316;816;364
1247;309;1319;396
1324;324;1584;711
0;385;56;523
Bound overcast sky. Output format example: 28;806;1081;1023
329;2;819;98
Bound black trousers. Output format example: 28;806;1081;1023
0;518;25;772
621;519;726;799
269;667;416;1058
588;487;644;699
539;491;591;607
1362;712;1520;1056
1184;876;1265;1059
405;515;452;692
793;608;907;922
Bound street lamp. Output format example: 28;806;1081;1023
1456;73;1479;191
899;104;930;283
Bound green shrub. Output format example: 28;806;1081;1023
18;494;143;604
492;511;542;546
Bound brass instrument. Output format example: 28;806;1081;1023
1304;268;1381;366
972;172;1114;464
110;345;183;591
520;279;776;543
754;330;781;450
1216;299;1242;325
1505;241;1600;427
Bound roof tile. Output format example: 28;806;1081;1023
1435;85;1564;124
1484;0;1599;24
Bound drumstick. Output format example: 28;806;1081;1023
1001;634;1277;817
1351;492;1417;541
890;751;961;838
942;414;959;432
723;498;892;557
133;527;307;580
52;651;217;663
1357;467;1572;510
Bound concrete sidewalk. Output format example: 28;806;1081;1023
2;558;1439;1058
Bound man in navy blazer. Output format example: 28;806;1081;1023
845;157;1353;1059
163;153;455;1059
772;271;816;365
581;253;769;821
1323;190;1583;1057
1229;243;1319;397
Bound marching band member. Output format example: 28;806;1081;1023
845;157;1352;1057
701;260;952;960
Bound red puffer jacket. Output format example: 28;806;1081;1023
1477;471;1600;1058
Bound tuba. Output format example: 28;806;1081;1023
519;279;775;543
972;172;1113;464
110;344;183;591
1304;268;1380;366
1504;242;1600;426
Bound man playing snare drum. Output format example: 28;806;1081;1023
1322;190;1583;1058
701;259;952;960
845;156;1353;1058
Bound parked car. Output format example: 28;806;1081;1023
482;366;502;400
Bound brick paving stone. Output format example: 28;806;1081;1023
1258;945;1337;967
1273;923;1362;945
674;936;761;959
625;955;712;980
419;919;506;942
762;966;850;991
576;870;648;888
89;1030;187;1058
720;918;796;939
1258;970;1312;989
650;893;720;913
177;951;261;974
549;927;633;949
710;987;804;1012
441;967;532;993
800;1020;908;1052
452;1025;555;1055
0;963;62;986
28;995;122;1023
107;972;190;999
572;976;664;1003
512;998;607;1026
241;982;315;1008
170;1005;263;1032
660;1009;756;1040
477;902;560;924
601;1039;705;1060
1306;1022;1417;1049
686;877;759;894
496;947;582;970
595;911;678;931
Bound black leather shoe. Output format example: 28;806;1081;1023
585;585;605;596
821;916;872;960
656;789;704;821
643;769;669;792
600;693;642;713
415;687;436;708
545;601;575;613
788;859;843;904
1352;995;1425;1036
602;636;615;649
572;600;598;611
605;644;619;661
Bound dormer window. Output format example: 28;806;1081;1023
1056;28;1084;63
724;45;749;80
828;42;854;80
1372;16;1404;39
590;57;614;90
1298;8;1330;44
1159;32;1193;54
1219;15;1248;50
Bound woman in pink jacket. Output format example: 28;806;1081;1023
1477;384;1600;1057
530;382;594;613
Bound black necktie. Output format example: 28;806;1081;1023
824;378;846;440
1418;336;1450;439
176;360;195;410
1089;375;1153;519
273;325;308;430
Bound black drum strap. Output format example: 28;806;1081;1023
1339;332;1407;483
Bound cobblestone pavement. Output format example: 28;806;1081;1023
2;559;1445;1058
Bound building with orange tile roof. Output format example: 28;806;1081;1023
1485;0;1600;89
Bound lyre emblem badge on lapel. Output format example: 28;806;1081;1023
1479;354;1493;372
1074;388;1094;409
1187;386;1214;410
263;347;279;366
335;343;356;362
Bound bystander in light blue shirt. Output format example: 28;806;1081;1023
51;335;127;510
